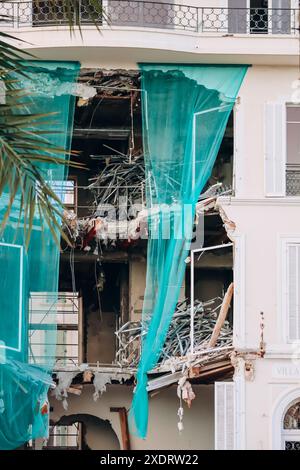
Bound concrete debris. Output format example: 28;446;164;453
217;204;236;241
63;182;230;250
74;83;97;100
78;69;141;98
65;210;148;248
20;75;97;99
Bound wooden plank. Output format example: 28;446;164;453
208;283;234;348
110;407;131;450
189;359;231;378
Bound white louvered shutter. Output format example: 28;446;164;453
215;382;235;450
287;244;300;341
265;103;286;196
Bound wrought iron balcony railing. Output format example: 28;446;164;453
0;1;298;35
286;164;300;196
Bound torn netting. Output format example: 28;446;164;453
0;61;79;449
129;64;248;438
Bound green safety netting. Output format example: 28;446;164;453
129;64;249;439
0;61;79;449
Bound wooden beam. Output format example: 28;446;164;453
207;282;234;348
110;407;131;450
189;360;233;382
189;359;231;378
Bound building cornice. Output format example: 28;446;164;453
218;196;300;207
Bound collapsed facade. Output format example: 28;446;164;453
1;0;300;451
46;68;237;450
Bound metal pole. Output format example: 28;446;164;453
190;250;194;355
192;242;233;255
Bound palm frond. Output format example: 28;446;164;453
0;0;109;246
0;11;85;246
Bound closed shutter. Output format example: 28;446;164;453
0;2;14;27
265;102;286;196
215;382;235;450
287;244;300;341
272;0;291;34
228;0;247;33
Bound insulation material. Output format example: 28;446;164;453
129;64;248;438
63;182;227;250
53;372;79;411
177;377;195;408
93;372;113;401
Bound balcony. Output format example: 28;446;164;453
286;164;300;196
1;2;298;68
1;1;298;35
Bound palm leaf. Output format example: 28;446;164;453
0;1;108;246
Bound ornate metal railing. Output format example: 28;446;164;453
0;1;298;35
286;164;300;196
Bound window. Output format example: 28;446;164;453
264;103;300;197
283;401;300;450
250;0;269;34
47;423;82;449
50;178;77;213
28;423;82;449
272;0;291;35
285;243;300;342
286;106;300;196
229;1;291;35
29;292;81;366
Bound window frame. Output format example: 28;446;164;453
280;237;300;344
0;242;24;353
286;104;300;197
29;292;82;366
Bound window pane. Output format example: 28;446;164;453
287;106;300;122
49;180;75;205
287;107;300;165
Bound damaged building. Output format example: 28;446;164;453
1;0;300;452
43;69;237;450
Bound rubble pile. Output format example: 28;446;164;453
115;297;233;369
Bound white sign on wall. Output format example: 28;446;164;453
272;364;300;379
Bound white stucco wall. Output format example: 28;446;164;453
219;64;300;450
234;65;299;199
50;384;214;450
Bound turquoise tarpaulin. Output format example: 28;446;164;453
129;64;249;439
0;61;79;449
